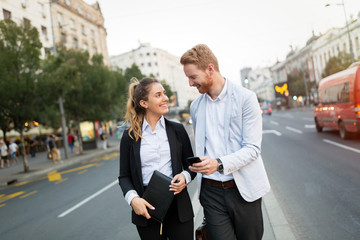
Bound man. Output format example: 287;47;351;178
0;140;9;168
180;44;270;240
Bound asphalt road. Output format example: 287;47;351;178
262;109;360;240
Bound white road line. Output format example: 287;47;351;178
302;117;314;121
262;130;282;136
305;124;315;128
323;139;360;154
58;180;118;218
285;126;303;134
270;121;279;125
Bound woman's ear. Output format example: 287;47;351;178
139;100;148;109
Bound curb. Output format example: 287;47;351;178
263;190;296;240
0;146;118;188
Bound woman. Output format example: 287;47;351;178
118;78;196;240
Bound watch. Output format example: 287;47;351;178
216;158;224;174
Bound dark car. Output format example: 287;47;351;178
261;107;272;115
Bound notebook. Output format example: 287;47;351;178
142;170;174;223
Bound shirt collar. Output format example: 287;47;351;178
142;115;166;132
206;77;228;101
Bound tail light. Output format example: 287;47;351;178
356;104;360;117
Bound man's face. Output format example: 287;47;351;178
183;64;213;94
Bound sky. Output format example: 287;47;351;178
85;0;360;82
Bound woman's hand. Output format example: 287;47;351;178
170;173;186;195
130;197;154;219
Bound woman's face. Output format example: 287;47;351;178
141;82;169;117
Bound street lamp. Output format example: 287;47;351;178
325;0;355;63
49;0;70;159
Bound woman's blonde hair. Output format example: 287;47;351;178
125;77;159;141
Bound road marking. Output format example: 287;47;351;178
55;178;68;184
270;121;279;125
0;203;5;208
303;117;314;121
19;190;38;199
286;126;303;134
78;170;88;174
305;124;315;128
262;130;282;136
48;171;62;182
0;191;25;204
323;139;360;154
57;180;118;218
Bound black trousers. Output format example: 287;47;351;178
200;182;263;240
136;199;194;240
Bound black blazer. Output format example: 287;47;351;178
118;118;196;227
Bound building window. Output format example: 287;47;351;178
146;52;150;56
155;62;158;66
23;18;31;26
355;36;359;53
41;26;48;39
154;52;157;56
92;47;97;54
57;13;63;27
73;38;78;49
3;9;11;19
88;13;92;19
65;0;71;6
148;62;151;67
83;43;88;51
141;63;144;66
21;0;27;8
37;3;45;15
61;32;66;44
70;19;75;29
139;53;143;57
77;6;83;15
81;25;86;35
343;42;347;52
90;29;95;39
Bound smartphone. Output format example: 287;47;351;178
186;156;201;166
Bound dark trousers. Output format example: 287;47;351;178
136;199;194;240
200;182;263;240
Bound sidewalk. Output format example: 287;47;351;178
0;136;120;188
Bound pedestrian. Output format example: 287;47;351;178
73;135;80;154
0;140;10;168
47;135;61;164
98;126;107;149
67;132;74;153
28;137;37;157
118;77;196;240
9;139;19;164
180;44;271;240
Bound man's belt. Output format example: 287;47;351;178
202;178;236;189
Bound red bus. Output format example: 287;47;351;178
314;62;360;139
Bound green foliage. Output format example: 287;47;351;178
0;19;42;131
287;71;306;97
160;80;174;99
124;63;144;82
322;52;352;78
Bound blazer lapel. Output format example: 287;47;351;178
165;120;180;174
195;96;206;156
133;138;144;188
224;79;233;153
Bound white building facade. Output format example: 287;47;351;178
110;43;199;109
246;67;275;104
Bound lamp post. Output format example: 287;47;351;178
325;0;355;63
49;0;69;159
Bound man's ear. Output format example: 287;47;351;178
139;100;148;109
207;64;215;75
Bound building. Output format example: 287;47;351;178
1;0;54;57
1;0;109;65
110;43;199;109
51;0;109;65
246;67;275;104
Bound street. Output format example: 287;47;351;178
262;108;360;239
0;108;359;239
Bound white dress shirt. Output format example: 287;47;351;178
203;78;234;182
125;116;191;205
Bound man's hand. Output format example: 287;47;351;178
170;173;186;195
130;197;154;219
189;156;218;175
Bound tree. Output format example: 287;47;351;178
0;19;42;172
322;52;352;78
287;71;306;98
124;63;144;82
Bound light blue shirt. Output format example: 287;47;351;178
125;116;192;205
203;78;234;182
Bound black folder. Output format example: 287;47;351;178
142;170;174;223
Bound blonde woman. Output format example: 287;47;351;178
118;78;195;240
